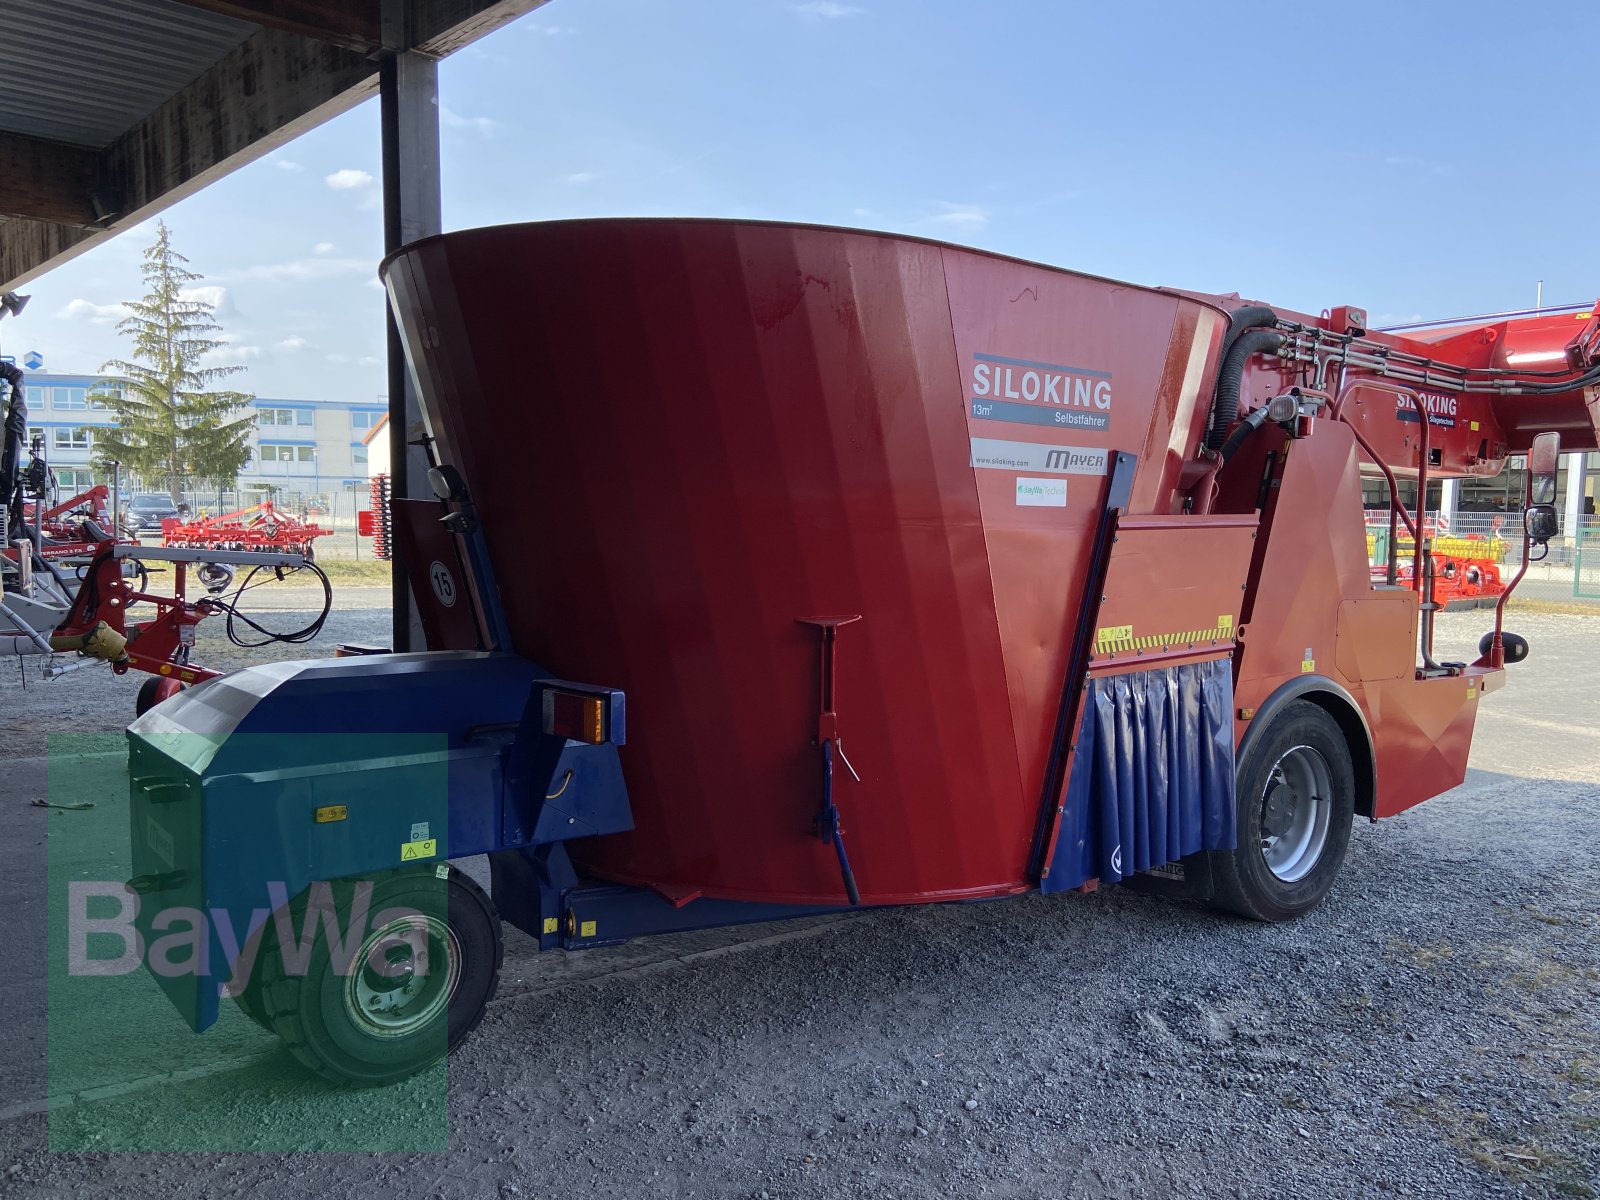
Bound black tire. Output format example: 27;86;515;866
256;865;502;1086
1210;700;1355;922
134;677;185;717
233;973;275;1032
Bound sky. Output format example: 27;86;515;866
12;0;1600;403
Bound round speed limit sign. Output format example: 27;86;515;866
428;560;458;608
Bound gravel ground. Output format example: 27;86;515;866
1;607;1596;1198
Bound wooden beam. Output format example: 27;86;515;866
101;31;378;226
0;28;377;291
0;0;546;290
0;218;93;296
415;0;551;56
0;133;101;228
166;0;382;54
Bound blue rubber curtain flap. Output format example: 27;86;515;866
1042;657;1237;893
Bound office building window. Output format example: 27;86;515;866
54;426;93;450
350;410;381;431
352;445;369;465
47;386;91;410
258;407;315;428
258;444;316;463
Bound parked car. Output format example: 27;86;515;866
121;493;180;534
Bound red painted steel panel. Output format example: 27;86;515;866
383;220;1224;905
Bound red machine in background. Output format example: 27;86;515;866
4;484;114;565
160;499;331;558
1366;517;1509;609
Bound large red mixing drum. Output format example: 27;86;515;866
383;219;1228;907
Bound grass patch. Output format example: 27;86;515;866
1389;1094;1594;1194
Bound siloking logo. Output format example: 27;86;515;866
970;352;1113;433
1395;389;1458;429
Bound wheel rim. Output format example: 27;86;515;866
1259;745;1333;883
343;914;461;1038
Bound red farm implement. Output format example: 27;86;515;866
161;500;331;558
1366;519;1509;609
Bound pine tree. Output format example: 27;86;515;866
93;222;253;500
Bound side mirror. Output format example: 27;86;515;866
1526;505;1560;544
1529;432;1560;506
1526;431;1561;546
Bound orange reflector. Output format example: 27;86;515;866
314;804;348;824
545;689;607;744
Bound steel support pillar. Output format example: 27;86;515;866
1439;478;1458;531
381;1;442;651
1562;452;1586;548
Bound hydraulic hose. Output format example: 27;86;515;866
1206;325;1285;451
1217;406;1273;464
1218;305;1279;362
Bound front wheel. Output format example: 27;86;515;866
135;677;186;717
1209;700;1356;922
255;865;503;1085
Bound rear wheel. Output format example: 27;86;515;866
256;865;502;1085
1210;700;1355;921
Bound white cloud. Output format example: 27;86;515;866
313;241;336;255
324;168;375;190
59;298;131;324
441;106;497;136
357;355;382;367
793;2;865;17
561;171;598;185
926;202;989;230
274;160;304;172
530;23;579;34
277;336;311;351
225;256;374;283
178;284;233;315
216;252;374;283
205;334;260;362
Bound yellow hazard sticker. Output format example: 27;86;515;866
580;920;597;938
542;917;559;935
1301;659;1315;673
400;838;438;861
1095;614;1236;657
1466;685;1477;699
1096;625;1134;651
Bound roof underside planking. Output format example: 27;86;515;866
0;0;549;292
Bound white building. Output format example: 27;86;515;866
21;370;383;511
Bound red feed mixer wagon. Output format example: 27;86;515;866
127;219;1597;1084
